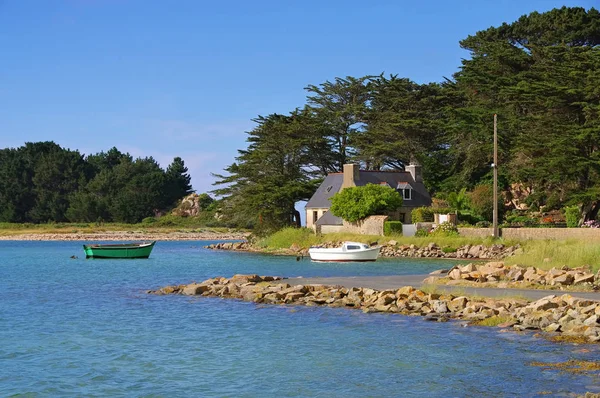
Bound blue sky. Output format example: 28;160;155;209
0;0;595;194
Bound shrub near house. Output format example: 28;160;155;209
330;184;403;223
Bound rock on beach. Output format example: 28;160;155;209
149;274;600;343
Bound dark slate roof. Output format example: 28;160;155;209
357;170;432;208
315;210;343;226
306;170;432;213
305;173;343;208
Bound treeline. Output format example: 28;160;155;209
0;142;193;223
214;6;600;231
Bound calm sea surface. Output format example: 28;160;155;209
1;240;599;397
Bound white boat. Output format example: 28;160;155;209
308;241;381;262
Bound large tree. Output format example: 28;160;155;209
450;6;600;219
213;112;321;232
304;76;372;171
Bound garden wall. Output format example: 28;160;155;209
342;215;389;236
458;227;600;240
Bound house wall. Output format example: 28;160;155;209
305;208;329;229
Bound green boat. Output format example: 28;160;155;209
83;241;156;259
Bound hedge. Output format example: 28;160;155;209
384;221;403;236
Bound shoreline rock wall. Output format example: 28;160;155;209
432;262;600;290
148;274;600;343
205;241;521;260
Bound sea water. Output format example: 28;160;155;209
1;240;599;397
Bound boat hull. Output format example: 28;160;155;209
83;241;156;259
308;246;380;262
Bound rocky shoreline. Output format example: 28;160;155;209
0;231;249;241
205;240;521;260
149;271;600;344
425;261;600;291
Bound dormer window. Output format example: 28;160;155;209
397;182;412;200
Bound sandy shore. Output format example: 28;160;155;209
0;231;250;241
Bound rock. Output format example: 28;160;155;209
584;315;599;326
574;273;595;285
230;274;263;284
429;269;448;275
448;268;462;280
431;300;449;313
182;283;210;295
551;273;575;286
387;240;398;246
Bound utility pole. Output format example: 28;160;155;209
493;114;499;238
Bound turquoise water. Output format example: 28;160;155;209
1;240;599;397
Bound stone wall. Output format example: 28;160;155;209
320;225;344;234
458;228;494;238
459;227;600;241
341;215;388;236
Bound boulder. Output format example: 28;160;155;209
182;283;211;296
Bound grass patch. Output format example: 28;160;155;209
0;220;242;237
256;228;522;251
470;315;515;327
506;240;600;273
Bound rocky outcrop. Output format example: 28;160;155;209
171;193;207;217
205;241;521;260
439;262;599;290
149;274;600;343
379;242;519;259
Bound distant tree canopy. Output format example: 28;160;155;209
0;142;193;223
330;184;403;223
214;6;600;228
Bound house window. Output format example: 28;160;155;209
402;188;412;200
313;211;318;224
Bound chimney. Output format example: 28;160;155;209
406;161;423;183
342;164;360;188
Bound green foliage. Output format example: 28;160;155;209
329;184;403;223
212;112;324;233
468;185;504;222
415;228;430;237
564;206;581;228
383;221;403;236
446;188;470;211
411;207;434;222
0;142;193;224
429;221;459;237
457;211;483;225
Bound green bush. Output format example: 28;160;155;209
457;211;482;225
330;184;402;223
475;221;491;228
442;246;457;253
415;228;430;237
384;221;403;236
430;221;459;237
564;206;580;228
411;207;434;222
